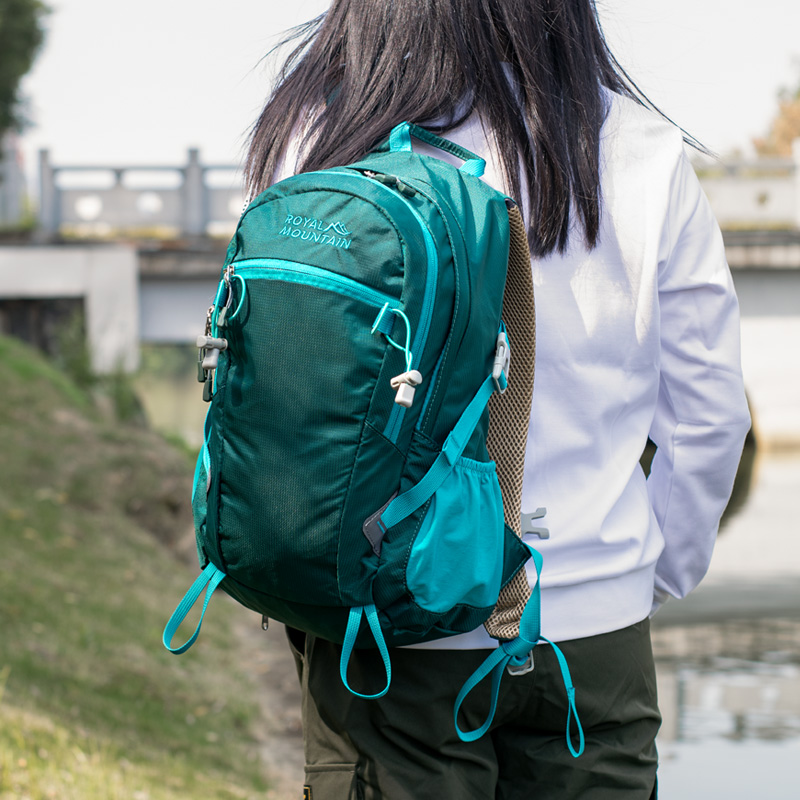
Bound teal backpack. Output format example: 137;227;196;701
163;122;583;751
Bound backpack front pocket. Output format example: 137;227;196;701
405;456;504;614
206;259;407;605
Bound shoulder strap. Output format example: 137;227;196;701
484;202;536;640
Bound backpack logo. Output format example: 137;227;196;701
280;214;352;249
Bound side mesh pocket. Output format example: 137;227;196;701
191;442;211;536
405;457;504;614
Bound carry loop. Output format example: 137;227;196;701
388;122;486;178
340;605;392;700
453;548;585;755
163;562;226;654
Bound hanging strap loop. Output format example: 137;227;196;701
453;548;585;754
163;562;226;654
340;605;392;700
388;122;486;177
539;637;585;758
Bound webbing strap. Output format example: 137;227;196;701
340;605;392;699
453;633;537;742
453;548;584;755
484;201;537;640
163;562;226;654
380;371;506;531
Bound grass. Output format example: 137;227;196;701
0;335;270;799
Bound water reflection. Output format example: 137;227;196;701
653;451;800;798
655;620;800;744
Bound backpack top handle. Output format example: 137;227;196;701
389;121;487;178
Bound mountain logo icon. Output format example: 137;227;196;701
322;221;352;236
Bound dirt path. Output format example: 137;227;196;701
172;529;305;798
234;614;305;799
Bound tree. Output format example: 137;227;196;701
753;71;800;158
0;0;49;138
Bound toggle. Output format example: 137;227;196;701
197;335;228;370
390;370;423;408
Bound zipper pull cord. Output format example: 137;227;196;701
372;304;422;407
372;303;414;372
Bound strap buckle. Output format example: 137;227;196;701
492;330;511;393
506;651;535;677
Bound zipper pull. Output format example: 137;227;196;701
364;171;417;197
217;265;237;328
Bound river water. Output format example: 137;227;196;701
136;349;800;797
653;451;800;798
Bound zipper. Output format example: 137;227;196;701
231;258;402;312
318;169;440;442
381;183;438;441
417;347;446;430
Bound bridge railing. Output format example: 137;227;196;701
38;148;244;239
37;139;800;238
692;140;800;229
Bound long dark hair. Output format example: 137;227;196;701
245;0;669;257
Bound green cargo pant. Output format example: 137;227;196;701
287;619;660;799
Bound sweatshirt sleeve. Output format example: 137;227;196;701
647;150;751;614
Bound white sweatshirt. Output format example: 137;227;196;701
409;91;752;647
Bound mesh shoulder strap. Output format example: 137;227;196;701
485;202;536;641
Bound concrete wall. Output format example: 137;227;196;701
701;174;798;229
695;140;800;230
0;134;26;227
0;246;139;373
732;268;800;449
139;279;218;343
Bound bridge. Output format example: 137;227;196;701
0;147;799;448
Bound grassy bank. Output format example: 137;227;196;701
0;336;269;799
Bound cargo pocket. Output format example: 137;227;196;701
405;456;504;614
304;763;362;800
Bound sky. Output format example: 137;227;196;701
16;0;800;181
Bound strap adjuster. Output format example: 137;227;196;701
507;651;535;677
492;330;511;393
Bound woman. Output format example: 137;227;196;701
245;1;751;797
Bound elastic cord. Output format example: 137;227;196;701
227;274;247;321
372;303;414;371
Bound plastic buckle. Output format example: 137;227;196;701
507;651;535;677
492;330;510;393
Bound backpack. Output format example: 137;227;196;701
163;122;583;751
